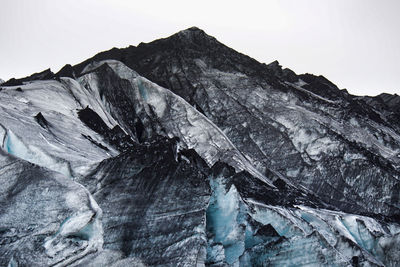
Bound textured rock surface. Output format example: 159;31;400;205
0;27;399;266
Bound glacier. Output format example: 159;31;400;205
0;27;399;266
76;27;400;219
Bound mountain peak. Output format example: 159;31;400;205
180;26;205;33
173;26;216;44
2;27;400;266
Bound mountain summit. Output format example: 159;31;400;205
67;27;400;218
0;28;400;266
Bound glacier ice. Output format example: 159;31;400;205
77;60;273;186
0;79;117;178
0;151;103;266
3;129;72;177
0;30;399;266
206;176;245;265
96;27;400;220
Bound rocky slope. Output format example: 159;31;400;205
0;27;399;266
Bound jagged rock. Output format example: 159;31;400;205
3;68;54;86
56;64;76;79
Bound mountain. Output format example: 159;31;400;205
0;27;399;266
72;27;400;220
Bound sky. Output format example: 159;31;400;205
0;0;399;96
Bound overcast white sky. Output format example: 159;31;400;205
1;0;399;96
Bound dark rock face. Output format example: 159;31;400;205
0;27;400;266
3;68;55;86
73;27;288;103
358;93;400;130
56;64;76;79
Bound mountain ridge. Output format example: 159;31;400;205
59;27;400;218
0;27;400;266
2;27;395;98
2;27;400;219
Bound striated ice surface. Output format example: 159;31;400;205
0;48;399;266
0;79;118;178
77;138;211;266
100;29;400;220
0;151;103;266
77;60;272;185
3;129;72;177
